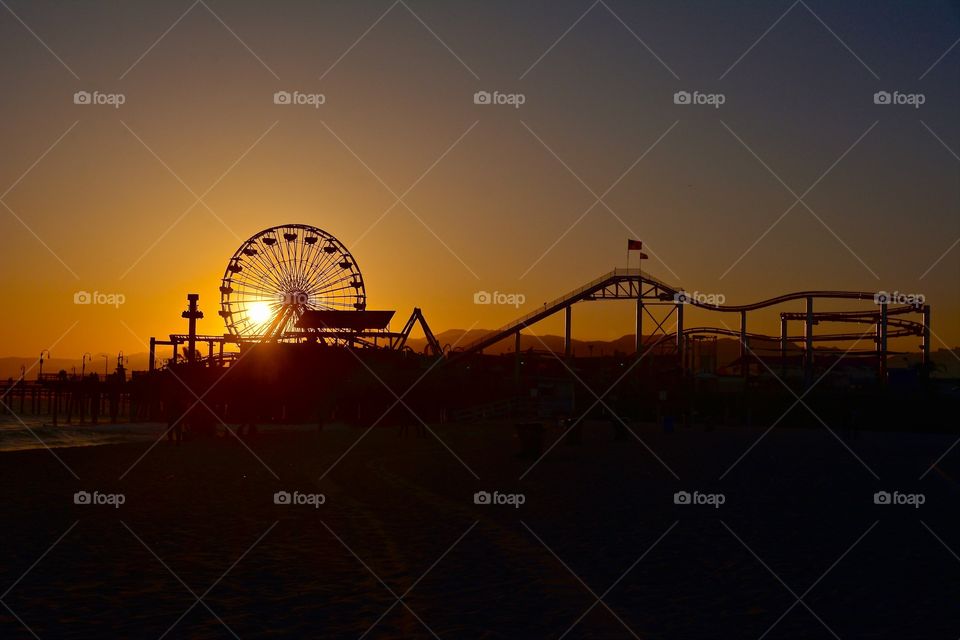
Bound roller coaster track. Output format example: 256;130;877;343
456;268;928;357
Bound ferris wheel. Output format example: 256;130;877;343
219;224;365;341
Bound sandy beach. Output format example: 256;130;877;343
0;419;957;638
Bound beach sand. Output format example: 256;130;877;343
0;419;957;638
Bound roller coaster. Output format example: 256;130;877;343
453;268;931;384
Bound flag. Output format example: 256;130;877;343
627;239;648;259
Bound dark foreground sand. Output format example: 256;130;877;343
0;419;958;639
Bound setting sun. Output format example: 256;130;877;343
247;302;272;324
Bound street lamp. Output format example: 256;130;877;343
38;350;50;381
101;354;109;377
82;352;91;378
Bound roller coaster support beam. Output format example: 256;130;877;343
514;331;521;383
879;301;888;383
740;310;748;379
804;297;814;388
635;297;643;355
779;317;788;378
564;306;572;358
676;302;684;371
149;337;156;373
922;305;931;380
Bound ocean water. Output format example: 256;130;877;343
0;416;164;452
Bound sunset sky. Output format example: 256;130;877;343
1;0;957;362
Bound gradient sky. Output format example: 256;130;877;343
1;0;957;362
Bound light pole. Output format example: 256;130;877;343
39;350;50;380
101;354;109;377
82;352;91;378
